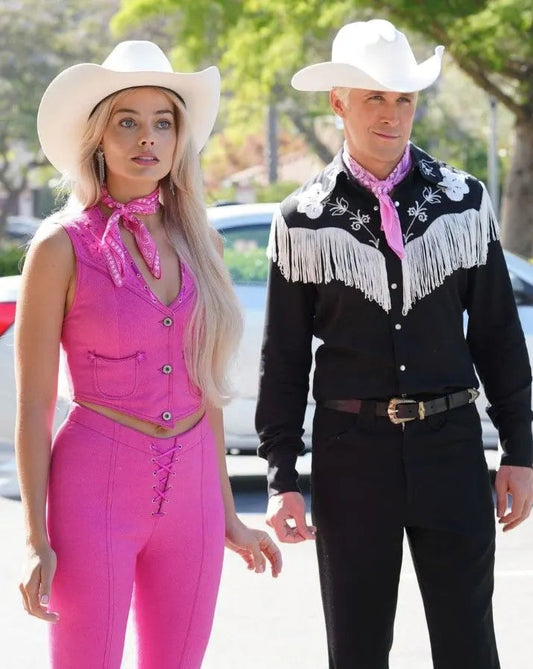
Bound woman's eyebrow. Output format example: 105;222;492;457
112;107;174;115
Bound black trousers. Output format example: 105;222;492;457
311;402;499;669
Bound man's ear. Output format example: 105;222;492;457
329;89;345;118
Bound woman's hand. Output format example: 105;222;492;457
225;518;282;578
19;543;59;622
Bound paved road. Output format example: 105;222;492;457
1;462;532;668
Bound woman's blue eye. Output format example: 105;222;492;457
157;119;172;129
119;118;135;128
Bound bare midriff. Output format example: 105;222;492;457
77;401;206;438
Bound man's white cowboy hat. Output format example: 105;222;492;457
37;40;220;176
292;19;444;93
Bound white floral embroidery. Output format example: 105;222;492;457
330;197;349;216
294;163;342;220
327;198;379;247
294;183;329;219
404;186;442;242
418;159;436;177
438;167;470;202
423;185;441;204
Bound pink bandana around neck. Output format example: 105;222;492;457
343;144;412;259
99;185;162;287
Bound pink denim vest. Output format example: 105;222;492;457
60;205;202;427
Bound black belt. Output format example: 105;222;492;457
322;389;479;425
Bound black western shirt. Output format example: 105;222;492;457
255;144;533;496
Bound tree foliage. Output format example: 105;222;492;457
0;0;120;228
114;0;533;253
0;0;179;230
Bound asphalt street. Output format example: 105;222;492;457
1;457;532;668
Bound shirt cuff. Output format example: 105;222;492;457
265;452;301;497
499;422;533;468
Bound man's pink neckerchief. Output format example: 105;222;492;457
342;144;412;259
99;185;161;287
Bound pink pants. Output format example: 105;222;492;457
47;404;225;669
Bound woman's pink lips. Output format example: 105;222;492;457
132;155;159;164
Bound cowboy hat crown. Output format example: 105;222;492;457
38;41;220;176
292;19;444;93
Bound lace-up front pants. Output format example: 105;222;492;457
47;404;225;669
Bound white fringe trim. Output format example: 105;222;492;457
268;186;499;316
268;209;391;311
401;185;499;314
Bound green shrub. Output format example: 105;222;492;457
0;244;26;276
224;247;268;283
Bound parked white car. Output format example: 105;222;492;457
1;202;533;496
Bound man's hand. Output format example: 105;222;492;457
266;491;316;543
495;465;533;531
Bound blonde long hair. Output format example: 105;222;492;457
54;87;243;408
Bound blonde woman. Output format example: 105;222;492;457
15;41;281;669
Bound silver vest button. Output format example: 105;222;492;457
162;411;172;421
162;364;172;374
162;317;173;327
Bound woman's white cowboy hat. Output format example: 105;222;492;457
37;40;220;176
292;19;444;93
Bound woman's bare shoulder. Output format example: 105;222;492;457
24;220;75;276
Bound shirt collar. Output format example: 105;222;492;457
333;142;443;189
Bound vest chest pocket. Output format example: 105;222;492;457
88;350;145;399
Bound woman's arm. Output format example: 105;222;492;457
205;227;281;576
206;405;281;577
15;223;75;620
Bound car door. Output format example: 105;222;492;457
218;217;315;452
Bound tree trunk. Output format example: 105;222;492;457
500;119;533;257
285;107;335;165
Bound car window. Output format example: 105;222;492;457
219;224;270;285
509;270;533;306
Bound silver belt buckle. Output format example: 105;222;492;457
387;397;420;424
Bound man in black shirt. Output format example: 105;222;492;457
256;19;533;669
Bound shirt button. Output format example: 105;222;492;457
395;324;402;330
391;283;397;289
162;411;172;421
162;317;173;327
162;364;173;374
399;365;406;371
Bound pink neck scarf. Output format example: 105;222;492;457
99;185;161;287
343;144;412;259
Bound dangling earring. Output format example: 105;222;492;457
95;148;105;185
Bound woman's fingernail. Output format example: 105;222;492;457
40;595;49;605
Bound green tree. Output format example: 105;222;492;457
0;1;103;230
0;0;177;234
114;0;533;254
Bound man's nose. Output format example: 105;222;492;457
381;106;400;126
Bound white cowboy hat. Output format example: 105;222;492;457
292;19;444;93
37;40;220;176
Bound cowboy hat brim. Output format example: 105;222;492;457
292;46;444;93
37;63;220;176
